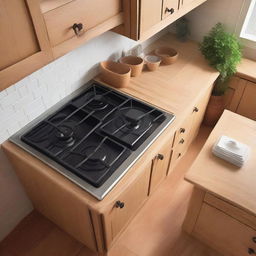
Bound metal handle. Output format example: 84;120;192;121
72;23;84;36
252;237;256;243
157;154;164;160
180;128;186;133
165;7;175;14
193;107;199;113
248;248;256;254
179;139;185;144
115;201;125;209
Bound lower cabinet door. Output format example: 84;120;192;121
149;140;172;194
194;203;256;256
109;161;152;240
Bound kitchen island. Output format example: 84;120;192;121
2;33;219;255
183;110;256;256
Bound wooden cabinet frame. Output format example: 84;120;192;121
0;0;53;91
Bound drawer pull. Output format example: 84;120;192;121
72;23;84;36
165;7;175;14
157;154;164;160
115;201;125;209
193;107;199;113
179;139;185;144
180;128;186;133
252;237;256;243
248;248;256;254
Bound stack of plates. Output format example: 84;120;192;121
212;135;250;167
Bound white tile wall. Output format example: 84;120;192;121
0;31;137;144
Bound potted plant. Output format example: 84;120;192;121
200;23;242;126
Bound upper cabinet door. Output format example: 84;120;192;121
162;0;179;19
0;0;53;91
41;0;124;58
140;0;162;34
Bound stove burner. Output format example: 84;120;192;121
87;95;108;110
82;146;107;171
55;125;75;146
124;109;143;130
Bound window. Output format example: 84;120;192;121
240;0;256;42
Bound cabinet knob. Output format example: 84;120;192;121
248;248;256;254
115;201;125;209
165;7;175;14
252;237;256;243
72;23;84;36
157;154;164;160
179;139;185;144
180;128;186;133
178;153;182;158
193;107;199;113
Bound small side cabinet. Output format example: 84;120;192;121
225;76;256;121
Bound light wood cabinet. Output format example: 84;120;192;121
162;0;180;19
225;76;256;121
131;0;207;41
140;0;162;33
169;86;212;172
194;203;256;256
106;160;152;241
0;0;53;91
40;0;125;58
149;139;173;194
236;81;256;121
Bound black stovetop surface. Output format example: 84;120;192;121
21;83;167;188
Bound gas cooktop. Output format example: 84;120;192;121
10;81;175;200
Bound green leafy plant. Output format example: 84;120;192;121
200;23;242;96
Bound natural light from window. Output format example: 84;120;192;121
240;0;256;42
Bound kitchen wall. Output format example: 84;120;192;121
0;28;168;241
185;0;256;60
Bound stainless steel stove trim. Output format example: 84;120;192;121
9;81;175;200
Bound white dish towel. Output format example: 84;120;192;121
212;135;250;168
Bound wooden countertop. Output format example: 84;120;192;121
3;33;219;209
185;110;256;216
237;58;256;83
98;33;219;128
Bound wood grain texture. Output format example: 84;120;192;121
185;110;256;216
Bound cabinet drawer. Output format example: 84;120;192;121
205;193;256;230
173;114;193;148
162;0;179;19
110;161;151;239
44;0;122;46
194;204;256;256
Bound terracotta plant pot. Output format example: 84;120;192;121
154;47;178;65
119;56;144;77
100;61;131;88
144;55;162;71
203;95;225;127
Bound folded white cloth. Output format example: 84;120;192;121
212;135;250;167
